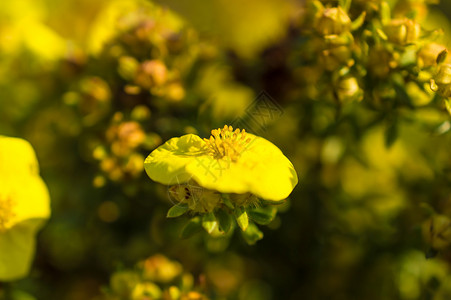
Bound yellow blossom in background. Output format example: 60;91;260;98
0;136;50;281
144;125;298;201
0;0;66;61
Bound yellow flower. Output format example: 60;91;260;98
0;136;50;281
144;125;298;201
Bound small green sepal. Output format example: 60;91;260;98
247;206;277;225
167;204;189;218
216;210;233;234
180;217;202;239
241;222;264;245
235;207;249;231
202;212;218;234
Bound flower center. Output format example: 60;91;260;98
203;125;252;162
0;195;16;232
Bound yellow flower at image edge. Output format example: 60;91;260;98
144;125;298;201
0;136;50;281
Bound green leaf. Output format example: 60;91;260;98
221;194;234;209
393;83;414;109
444;98;451;116
437;49;448;65
202;212;218;234
339;0;351;12
235;207;249;231
241;222;264;245
351;12;366;31
384;120;398;149
216;210;233;234
166;204;189;218
247;206;277;225
11;290;37;300
180;217;202;239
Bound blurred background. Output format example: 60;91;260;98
3;0;451;299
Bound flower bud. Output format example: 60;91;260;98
417;43;447;68
394;0;429;21
336;76;363;103
319;45;353;71
141;254;183;283
367;46;398;77
107;121;146;156
131;282;162;300
431;64;451;97
434;64;451;85
180;291;208;300
135;59;168;88
384;18;420;45
118;56;139;80
316;7;351;36
78;77;111;125
422;215;451;250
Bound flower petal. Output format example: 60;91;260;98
187;134;298;200
0;219;44;281
144;134;206;184
0;136;51;226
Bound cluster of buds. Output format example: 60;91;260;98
422;214;451;252
64;5;210;187
93;112;161;185
296;0;447;109
64;77;112;126
118;56;185;102
103;254;209;300
430;51;451;100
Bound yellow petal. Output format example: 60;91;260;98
0;136;51;225
144;134;206;184
0;219;44;281
0;136;40;179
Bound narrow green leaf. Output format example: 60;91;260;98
167;204;189;218
247;206;277;225
444;98;451;116
393;83;414;109
235;207;249;231
351;12;366;31
339;0;351;12
384;120;398;149
216;210;233;234
241;222;264;245
202;212;218;234
221;194;234;209
180;217;202;239
376;28;387;40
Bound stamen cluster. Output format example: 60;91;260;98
203;125;251;162
0;195;15;232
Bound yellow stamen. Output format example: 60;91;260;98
203;125;251;162
0;195;16;232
